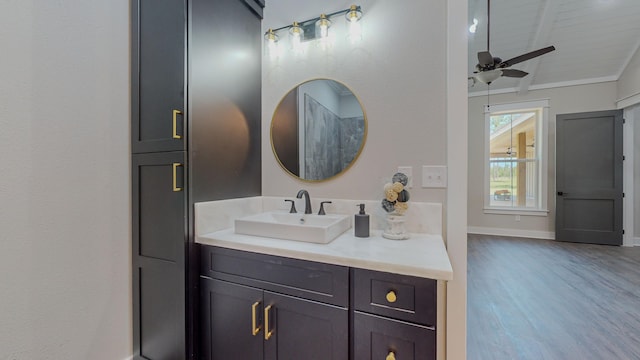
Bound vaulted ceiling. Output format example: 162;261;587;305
468;0;640;95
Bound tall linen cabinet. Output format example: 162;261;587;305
131;0;264;358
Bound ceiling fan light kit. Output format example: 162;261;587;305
469;0;556;86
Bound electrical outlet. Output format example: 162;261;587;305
515;215;521;221
422;166;447;188
397;166;412;188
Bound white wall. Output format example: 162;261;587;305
468;82;618;238
0;1;131;359
262;0;447;203
262;0;467;358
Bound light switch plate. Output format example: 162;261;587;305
397;166;412;188
422;166;447;188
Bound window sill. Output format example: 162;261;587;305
483;208;549;217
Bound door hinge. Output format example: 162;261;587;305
623;230;625;235
623;193;625;198
623;118;626;124
623;155;626;160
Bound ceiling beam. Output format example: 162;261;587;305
517;0;560;95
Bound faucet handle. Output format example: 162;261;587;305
318;201;332;215
285;199;297;213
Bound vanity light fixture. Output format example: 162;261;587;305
264;5;363;57
289;21;304;52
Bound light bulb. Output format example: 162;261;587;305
469;18;478;34
345;5;362;23
316;14;331;38
264;29;279;58
289;22;303;52
345;5;363;43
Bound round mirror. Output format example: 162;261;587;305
271;79;367;181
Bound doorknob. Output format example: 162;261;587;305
557;191;564;196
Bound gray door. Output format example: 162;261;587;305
556;110;623;245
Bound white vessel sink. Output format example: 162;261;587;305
234;211;351;244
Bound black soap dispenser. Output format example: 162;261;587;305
355;204;370;238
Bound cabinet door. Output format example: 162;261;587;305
263;292;348;360
132;152;187;262
200;278;263;360
132;0;186;153
189;0;262;202
353;312;436;360
132;152;187;360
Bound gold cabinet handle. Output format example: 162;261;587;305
172;163;183;192
386;290;397;303
251;301;262;336
172;109;182;139
264;305;274;340
386;351;396;360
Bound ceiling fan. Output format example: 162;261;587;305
469;0;556;86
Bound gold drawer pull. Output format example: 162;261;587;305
172;109;182;139
386;290;397;303
172;163;183;192
251;301;262;336
264;305;274;340
386;351;396;360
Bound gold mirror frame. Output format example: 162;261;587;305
270;78;368;182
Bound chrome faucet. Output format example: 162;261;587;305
296;189;312;214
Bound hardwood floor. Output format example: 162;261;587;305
468;234;640;360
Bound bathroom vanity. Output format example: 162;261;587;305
195;198;453;360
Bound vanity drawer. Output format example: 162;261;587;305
352;268;436;326
353;311;435;360
200;245;349;307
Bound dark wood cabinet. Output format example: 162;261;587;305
263;291;348;360
352;269;437;360
353;312;436;360
131;0;264;358
200;278;348;360
132;152;188;360
199;245;437;360
200;246;349;360
352;268;437;327
189;0;263;202
132;0;186;154
200;278;263;360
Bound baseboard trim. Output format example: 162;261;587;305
468;226;555;240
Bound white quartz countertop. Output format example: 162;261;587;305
197;228;453;281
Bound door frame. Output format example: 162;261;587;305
622;105;637;246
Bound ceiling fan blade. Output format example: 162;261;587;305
478;51;494;66
501;69;528;78
498;46;556;68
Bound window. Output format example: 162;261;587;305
484;100;549;215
